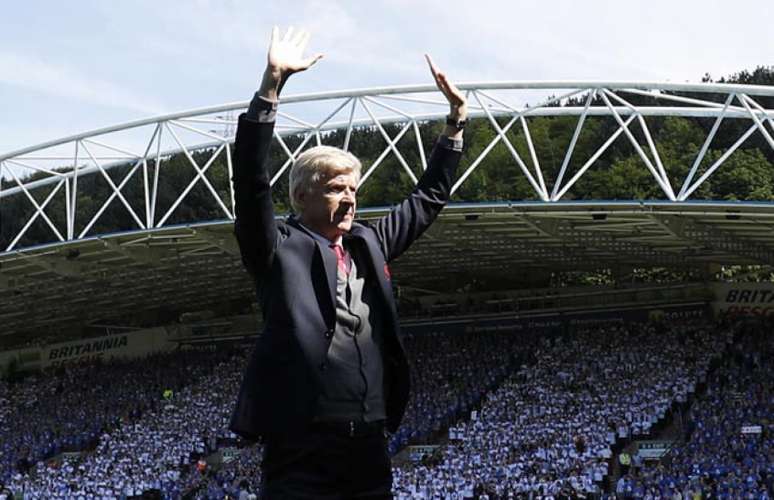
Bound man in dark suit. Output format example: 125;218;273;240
229;27;467;498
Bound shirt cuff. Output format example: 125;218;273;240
437;135;463;152
245;94;278;123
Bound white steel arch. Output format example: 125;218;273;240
1;80;774;253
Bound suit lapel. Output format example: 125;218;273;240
347;228;404;353
321;241;338;322
346;228;394;314
288;217;338;328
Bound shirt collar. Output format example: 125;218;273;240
296;221;343;247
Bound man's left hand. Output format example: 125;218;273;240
425;54;468;121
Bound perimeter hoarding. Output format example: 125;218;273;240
1;327;172;374
712;283;774;318
401;302;709;337
41;327;170;368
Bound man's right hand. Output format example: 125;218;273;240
259;26;323;101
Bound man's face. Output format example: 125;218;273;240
297;169;358;241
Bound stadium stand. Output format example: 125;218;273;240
2;316;768;499
391;321;728;498
387;329;537;456
1;327;534;498
1;348;238;498
619;323;773;499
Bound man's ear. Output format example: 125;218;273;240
293;188;305;211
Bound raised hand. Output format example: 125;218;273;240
268;27;323;79
425;54;467;120
260;26;323;99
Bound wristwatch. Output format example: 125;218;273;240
446;115;467;131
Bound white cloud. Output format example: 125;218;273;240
0;50;165;115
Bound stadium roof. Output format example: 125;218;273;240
3;81;774;345
2;200;774;343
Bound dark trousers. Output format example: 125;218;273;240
260;424;393;499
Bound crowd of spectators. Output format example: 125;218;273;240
171;328;536;499
617;324;773;499
388;329;537;455
2;317;750;499
3;351;206;475
181;447;262;500
1;348;242;498
1;326;536;498
391;321;728;498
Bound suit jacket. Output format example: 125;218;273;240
229;115;462;440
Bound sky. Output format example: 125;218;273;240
0;0;772;156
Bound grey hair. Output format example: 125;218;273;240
288;145;362;213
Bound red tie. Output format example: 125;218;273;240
331;244;350;276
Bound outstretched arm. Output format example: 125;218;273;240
234;27;322;278
371;57;467;262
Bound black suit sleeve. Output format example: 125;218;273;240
369;140;462;262
232;114;278;279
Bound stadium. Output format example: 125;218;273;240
1;73;773;499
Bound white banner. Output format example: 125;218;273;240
712;283;774;317
408;445;439;462
636;440;673;459
0;327;172;374
221;447;240;464
40;327;170;368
